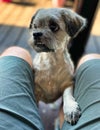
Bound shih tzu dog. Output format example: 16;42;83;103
29;8;86;125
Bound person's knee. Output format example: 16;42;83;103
0;46;33;68
77;54;100;70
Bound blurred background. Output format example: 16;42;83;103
0;0;100;130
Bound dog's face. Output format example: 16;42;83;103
29;8;86;52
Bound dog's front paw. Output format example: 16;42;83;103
63;101;81;125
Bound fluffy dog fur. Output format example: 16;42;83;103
29;8;86;125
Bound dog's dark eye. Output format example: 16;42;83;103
49;22;59;32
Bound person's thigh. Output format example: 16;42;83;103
62;59;100;130
0;56;44;130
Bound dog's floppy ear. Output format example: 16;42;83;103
61;8;87;38
29;9;42;29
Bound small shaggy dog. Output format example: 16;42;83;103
29;8;86;124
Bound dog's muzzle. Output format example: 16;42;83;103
33;32;54;52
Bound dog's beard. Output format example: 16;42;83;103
31;36;58;53
34;41;54;52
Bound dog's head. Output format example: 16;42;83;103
29;8;86;52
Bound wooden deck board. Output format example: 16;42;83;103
0;4;19;24
95;36;100;53
85;35;100;54
0;25;11;43
85;35;98;54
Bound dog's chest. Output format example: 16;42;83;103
33;52;74;102
33;53;51;71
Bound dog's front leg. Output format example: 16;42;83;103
63;86;81;125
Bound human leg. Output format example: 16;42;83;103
0;46;33;67
0;46;44;130
61;54;100;130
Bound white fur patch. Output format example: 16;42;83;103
63;87;80;123
33;53;51;71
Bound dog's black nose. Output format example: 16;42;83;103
33;32;43;40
